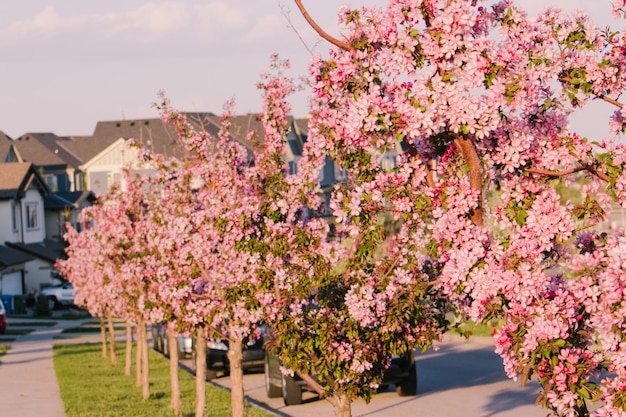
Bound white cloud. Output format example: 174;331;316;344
0;1;267;45
1;6;90;42
104;2;191;40
241;14;284;44
192;2;250;41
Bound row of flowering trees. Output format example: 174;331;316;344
58;0;626;417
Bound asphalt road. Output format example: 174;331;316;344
192;336;549;417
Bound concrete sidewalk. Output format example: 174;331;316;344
0;311;91;417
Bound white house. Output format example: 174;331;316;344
0;162;58;296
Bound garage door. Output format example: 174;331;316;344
1;271;23;295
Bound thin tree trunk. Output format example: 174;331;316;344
125;321;133;376
195;327;207;417
136;321;143;386
107;314;117;365
227;337;245;417
168;327;181;416
328;391;352;417
140;319;150;400
100;316;107;358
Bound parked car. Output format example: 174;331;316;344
193;333;266;380
40;281;75;309
0;298;7;333
264;350;418;405
151;323;193;359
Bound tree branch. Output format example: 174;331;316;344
293;0;354;52
558;75;623;108
524;165;610;182
597;93;623;108
297;371;327;397
405;141;436;188
454;136;483;226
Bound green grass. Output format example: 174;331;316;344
60;326;125;334
54;343;275;417
3;328;34;336
10;313;91;320
8;321;58;327
450;320;501;338
0;344;8;362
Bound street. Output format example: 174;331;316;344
197;336;549;417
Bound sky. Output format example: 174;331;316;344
0;0;623;143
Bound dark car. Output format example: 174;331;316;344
151;323;193;359
264;350;418;405
193;334;265;380
0;298;7;334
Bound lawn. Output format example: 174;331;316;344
53;343;275;417
60;326;125;334
8;321;58;327
2;328;35;336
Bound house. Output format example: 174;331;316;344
0;162;57;296
0;111;348;296
43;191;96;240
12;132;96;239
12;132;85;193
62;113;221;195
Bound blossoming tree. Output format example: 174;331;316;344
58;175;156;400
152;57;303;416
293;0;626;416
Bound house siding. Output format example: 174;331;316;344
21;189;46;244
0;201;20;243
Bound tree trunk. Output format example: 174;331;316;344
125;321;133;376
139;319;150;400
107;314;117;365
168;327;181;416
195;327;207;417
135;322;142;387
100;316;107;358
227;337;245;417
328;391;352;417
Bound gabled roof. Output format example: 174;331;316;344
63;113;222;164
0;245;34;267
0;162;49;200
6;239;67;263
13;133;82;169
0;131;20;163
44;191;96;210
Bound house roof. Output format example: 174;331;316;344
63;113;222;164
6;239;67;263
0;131;23;163
0;245;34;267
44;191;96;210
13;133;82;168
0;162;49;200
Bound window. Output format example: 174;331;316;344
44;174;58;192
381;152;397;171
26;203;39;230
11;202;18;232
334;162;348;182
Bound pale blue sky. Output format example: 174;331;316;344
0;0;622;144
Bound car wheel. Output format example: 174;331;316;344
396;364;418;396
282;374;303;406
265;355;282;398
47;296;58;310
206;368;220;381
